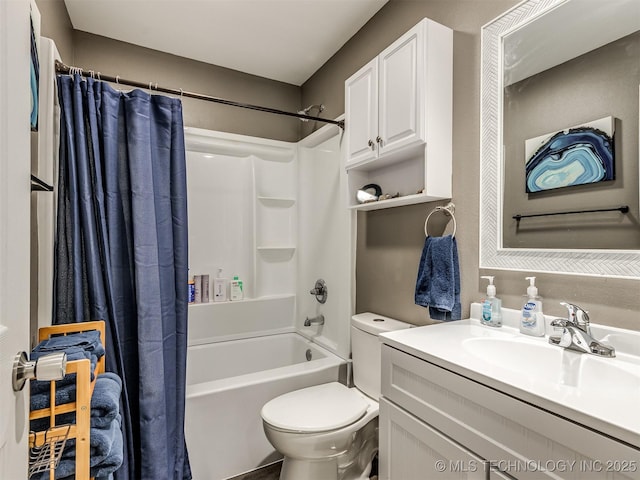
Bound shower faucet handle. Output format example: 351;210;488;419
309;279;328;304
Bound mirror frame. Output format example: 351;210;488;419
479;0;640;279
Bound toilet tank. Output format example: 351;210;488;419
351;312;411;399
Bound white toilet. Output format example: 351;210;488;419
261;313;411;480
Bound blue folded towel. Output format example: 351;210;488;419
30;330;104;396
88;373;122;428
414;235;461;321
30;373;122;432
33;330;105;358
32;414;123;480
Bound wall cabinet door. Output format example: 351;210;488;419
378;22;424;157
344;58;378;167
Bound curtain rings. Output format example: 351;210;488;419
424;202;457;238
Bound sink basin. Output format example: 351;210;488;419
462;336;640;390
380;311;640;446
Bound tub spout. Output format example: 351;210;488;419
304;314;325;327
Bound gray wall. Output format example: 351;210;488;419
503;31;640;250
35;0;74;63
36;0;303;142
303;0;640;330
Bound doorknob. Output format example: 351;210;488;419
12;351;67;392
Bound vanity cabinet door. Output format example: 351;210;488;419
344;58;378;167
380;398;486;480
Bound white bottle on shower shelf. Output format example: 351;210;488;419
213;268;228;302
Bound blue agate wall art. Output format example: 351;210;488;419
524;116;614;193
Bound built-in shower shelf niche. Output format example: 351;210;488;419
185;127;297;304
256;245;296;262
257;196;296;206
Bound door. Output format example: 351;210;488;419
378;20;424;156
379;399;487;480
0;0;33;478
344;57;378;167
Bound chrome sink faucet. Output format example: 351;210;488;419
548;302;615;357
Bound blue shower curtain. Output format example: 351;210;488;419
54;74;191;480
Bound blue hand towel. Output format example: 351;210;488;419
32;414;123;480
30;382;77;411
30;372;122;432
88;373;122;429
30;330;105;396
414;235;461;321
33;330;105;358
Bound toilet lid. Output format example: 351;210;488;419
261;382;369;433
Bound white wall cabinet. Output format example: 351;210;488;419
344;18;453;210
380;344;640;480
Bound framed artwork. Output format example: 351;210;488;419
524;116;614;193
30;13;39;131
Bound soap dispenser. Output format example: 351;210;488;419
520;276;545;336
480;276;502;327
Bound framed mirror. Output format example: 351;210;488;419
479;0;640;279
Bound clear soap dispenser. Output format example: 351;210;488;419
480;276;502;327
520;276;545;336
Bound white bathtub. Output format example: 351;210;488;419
185;332;346;480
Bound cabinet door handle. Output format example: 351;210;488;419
376;136;383;146
368;139;375;149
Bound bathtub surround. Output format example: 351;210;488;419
54;75;191;479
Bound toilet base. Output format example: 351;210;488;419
277;420;378;480
279;455;374;480
280;457;338;480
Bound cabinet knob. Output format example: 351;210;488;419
376;136;383;146
368;139;374;149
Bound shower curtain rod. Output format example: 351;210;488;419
54;60;344;129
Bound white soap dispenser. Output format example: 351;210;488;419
520;276;545;336
480;276;502;327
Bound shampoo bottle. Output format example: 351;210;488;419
230;275;244;301
480;276;502;327
520;276;545;336
213;268;228;302
188;276;195;304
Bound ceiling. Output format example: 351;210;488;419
63;0;388;86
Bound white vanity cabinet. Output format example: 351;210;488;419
380;344;640;480
344;18;453;210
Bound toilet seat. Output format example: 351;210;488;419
261;382;368;433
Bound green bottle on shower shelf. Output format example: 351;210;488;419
230;275;244;301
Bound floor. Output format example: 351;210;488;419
227;461;282;480
226;455;379;480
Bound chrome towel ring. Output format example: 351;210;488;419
424;202;456;238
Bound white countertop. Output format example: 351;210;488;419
380;307;640;447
